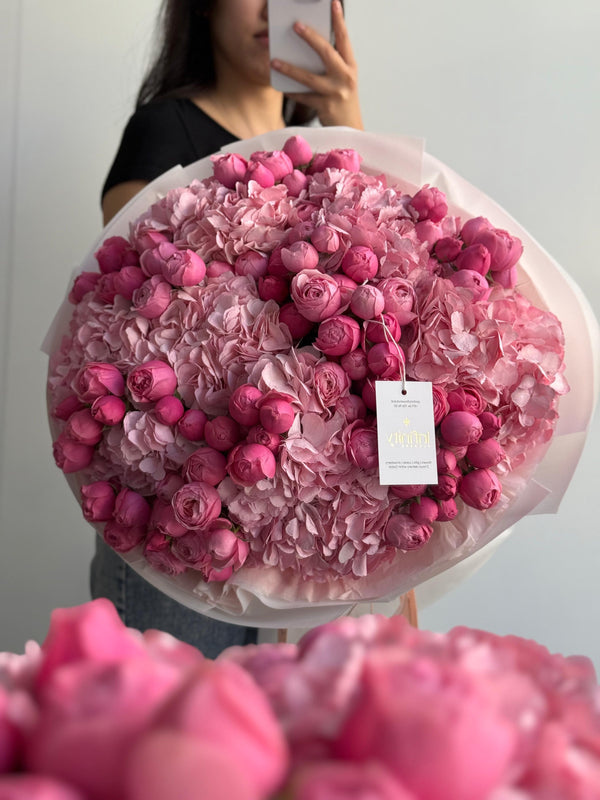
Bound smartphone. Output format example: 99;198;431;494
268;0;332;94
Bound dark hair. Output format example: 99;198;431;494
136;0;317;126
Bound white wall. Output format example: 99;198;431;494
1;1;598;666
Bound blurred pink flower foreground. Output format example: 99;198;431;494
2;600;600;799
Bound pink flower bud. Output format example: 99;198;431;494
65;408;104;445
211;152;248;188
227;443;277;486
455;243;491;276
103;520;146;552
132;275;172;319
95;235;138;274
350;285;385;320
361;378;377;411
81;481;116;522
74;362;124;402
434;236;463;263
332;273;357;309
234;250;269;279
114;488;151;528
478;411;502;440
127;360;177;403
432;385;450;426
291;269;341;322
377;277;415;326
184;446;227;486
204;415;240;451
178;409;208;442
149;499;188;538
409;496;439;525
414;220;443;247
367;341;405;379
258;275;289;303
283;134;313;166
437;448;458;474
447;387;486;415
200;527;249;582
365;314;401;343
336;394;367;422
258;394;296;434
282;169;309;196
69;271;101;303
245;160;275;188
229;384;263;427
309;148;361;172
140;245;169;277
314;362;351;408
96;272;118;304
466;438;505;469
315;315;361;357
341;348;369;381
52;434;94;473
246;425;281;452
267;246;288;277
430;471;460;500
133;227;169;253
90;395;126;426
172;481;222;529
409;185;448;223
461;216;492;245
346;423;378;469
249;149;294;181
493;266;518;289
114;266;146;299
281;241;319;274
390;484;426;500
449;269;491;302
206;260;234;278
52;394;85;420
160;244;206;287
436;497;459;522
385;514;432;550
311;225;340;254
279;302;315;339
469;226;523;273
459;468;502;510
287;221;314;244
440;411;483;447
155;471;185;502
154;395;184;425
341;245;378;282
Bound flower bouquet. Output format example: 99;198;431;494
2;599;600;799
45;128;598;627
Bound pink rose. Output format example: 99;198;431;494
248;149;294;181
172;482;222;529
114;266;146;299
81;482;116;522
287;221;315;245
415;219;443;247
267;246;287;277
409;496;439;525
385;514;432;550
449;269;491;302
378;278;416;325
184;447;227;486
227;443;277;486
341;348;369;380
336;394;367;422
244;160;275;188
466;438;505;468
160;245;206;287
365;313;401;343
65;409;104;446
282;169;309;196
432;385;450;425
155;472;185;502
143;533;187;575
309;147;361;172
430;470;460;501
467;224;523;273
206;260;233;278
114;488;151;528
440;411;483;447
434;236;463;263
341;245;378;282
461;216;492;245
361;378;377;411
52;394;85;421
177;409;208;442
314;361;351;408
234;250;269;279
459;468;502;509
290;269;342;322
96;272;118;304
436;497;458;521
455;243;491;275
74;362;124;402
408;185;448;223
389;484;426;500
478;411;501;440
279;302;315;339
246;425;281;453
148;499;188;539
132;227;169;254
258;394;296;434
95;235;138;273
258;275;289;303
103;520;147;552
127;360;177;403
346;423;378;469
200;527;249;582
493;266;518;288
132;275;172;319
367;342;405;379
229;384;263;426
311;225;340;254
91;395;126;426
315;315;361;357
332;273;358;309
204;415;240;451
69;271;101;303
437;448;458;474
211;152;248;188
350;285;385;320
52;434;94;474
283;134;313;166
447;387;486;415
281;241;319;274
154;395;184;425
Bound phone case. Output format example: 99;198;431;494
268;0;331;94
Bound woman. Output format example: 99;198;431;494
93;0;363;656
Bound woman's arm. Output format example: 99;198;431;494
102;180;149;225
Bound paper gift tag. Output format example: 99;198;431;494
376;381;438;486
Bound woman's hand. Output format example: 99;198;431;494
271;0;363;130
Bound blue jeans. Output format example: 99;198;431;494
90;536;257;657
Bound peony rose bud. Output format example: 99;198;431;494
390;484;426;500
154;395;184;425
74;362;124;402
234;250;269;279
346;424;378;469
227;443;277;486
160;245;207;287
478;411;502;440
172;481;222;529
52;394;85;420
455;243;491;276
114;266;146;299
466;438;505;469
434;236;463;263
114;488;151;528
95;235;138;274
336;394;367;423
469;226;523;273
81;481;116;522
440;411;483;447
430;471;460;501
96;272;118;304
319;148;361;172
279;303;315;339
143;532;187;574
229;384;263;427
437;448;458;474
127;360;177;403
350;285;385;320
432;385;450;426
283;134;313;166
311;225;340;254
378;277;416;325
245;160;275;188
493;266;518;289
281;241;319;274
461;216;492;245
340;348;369;381
385;514;432;550
447;387;486;415
206;260;234;278
409;185;448;223
246;425;281;452
361;378;377;411
132;275;172;319
52;434;95;473
249;149;294;181
90;395;126;426
314;362;351;408
367;342;405;379
267;246;288;277
177;409;208;442
65;408;104;445
449;269;491;302
140;245;169;277
69;271;101;303
104;520;147;552
211;152;248;188
155;471;185;502
409;496;439;525
282;169;309;196
149;499;188;538
459;468;502;510
315;315;361;357
291;269;341;322
204;415;240;451
415;220;443;247
258;275;289;303
258;393;296;434
184;446;228;486
287;221;314;244
365;314;401;343
436;497;459;522
341;245;378;282
132;227;169;253
332;273;357;310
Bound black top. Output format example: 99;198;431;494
102;97;239;198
